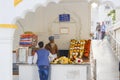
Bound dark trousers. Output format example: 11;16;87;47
101;31;105;39
38;66;49;80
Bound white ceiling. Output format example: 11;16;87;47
59;0;120;8
88;0;120;8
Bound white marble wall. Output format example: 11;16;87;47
18;64;90;80
14;1;91;50
0;28;15;80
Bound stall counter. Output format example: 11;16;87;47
19;63;90;80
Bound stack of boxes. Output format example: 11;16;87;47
20;32;38;47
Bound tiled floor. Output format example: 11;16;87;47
13;75;19;80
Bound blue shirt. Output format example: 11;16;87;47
36;48;50;66
101;24;106;32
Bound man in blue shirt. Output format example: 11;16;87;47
101;22;106;39
35;41;50;80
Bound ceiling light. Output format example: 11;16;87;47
91;2;98;8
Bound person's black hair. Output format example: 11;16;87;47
38;41;44;48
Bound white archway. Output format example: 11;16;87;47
0;1;60;80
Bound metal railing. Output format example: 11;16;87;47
107;23;120;61
107;24;120;79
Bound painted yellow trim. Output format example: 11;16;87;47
0;24;17;28
14;0;23;7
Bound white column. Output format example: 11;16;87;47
0;28;15;80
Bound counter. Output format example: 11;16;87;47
19;63;90;80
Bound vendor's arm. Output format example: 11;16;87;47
55;44;58;53
48;52;53;62
55;44;59;57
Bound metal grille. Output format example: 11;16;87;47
108;31;120;61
